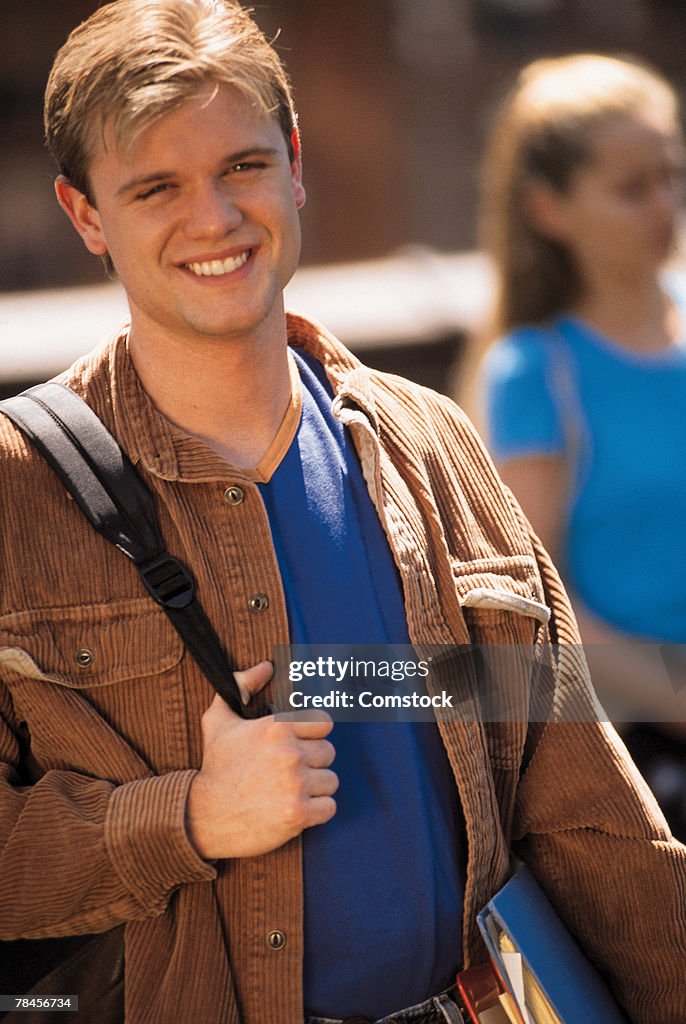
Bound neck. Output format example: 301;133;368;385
127;316;293;468
571;268;677;352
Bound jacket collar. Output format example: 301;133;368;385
102;311;379;481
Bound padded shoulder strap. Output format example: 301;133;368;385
0;383;247;715
2;383;165;562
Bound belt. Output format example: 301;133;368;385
305;984;465;1024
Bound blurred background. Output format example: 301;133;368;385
2;0;686;393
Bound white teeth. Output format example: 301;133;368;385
186;250;250;276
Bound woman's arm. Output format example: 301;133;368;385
498;454;686;728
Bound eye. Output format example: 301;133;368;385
228;160;267;175
616;173;656;202
137;182;170;201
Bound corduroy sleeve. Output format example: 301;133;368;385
367;373;686;1020
0;683;216;940
512;520;686;1024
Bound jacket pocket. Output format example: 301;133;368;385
0;599;186;777
0;598;183;690
449;557;549;769
451;555;549;645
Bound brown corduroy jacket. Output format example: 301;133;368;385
1;313;685;1024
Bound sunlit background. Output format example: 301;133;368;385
2;0;685;392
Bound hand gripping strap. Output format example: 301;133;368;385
0;383;246;716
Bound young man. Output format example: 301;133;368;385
0;2;685;1022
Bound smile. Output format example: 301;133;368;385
185;250;251;276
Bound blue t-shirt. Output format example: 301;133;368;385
482;278;686;642
257;349;464;1020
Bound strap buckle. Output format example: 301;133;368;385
139;554;195;609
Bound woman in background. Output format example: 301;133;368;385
475;53;686;836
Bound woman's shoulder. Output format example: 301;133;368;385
663;267;686;311
483;322;562;387
480;322;569;456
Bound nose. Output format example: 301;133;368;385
183;181;243;240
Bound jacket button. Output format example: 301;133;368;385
249;594;269;612
223;485;244;506
266;929;287;950
75;648;94;668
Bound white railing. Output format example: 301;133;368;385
0;248;494;388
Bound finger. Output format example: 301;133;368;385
307;768;339;798
305;795;337;827
233;660;274;706
291;714;334;739
202;690;243;728
304;739;336;769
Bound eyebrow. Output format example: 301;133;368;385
116;147;280;198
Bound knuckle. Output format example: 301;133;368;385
267;718;295;742
283;792;307;832
319;796;337;822
283;769;308;802
277;742;304;773
323;739;336;764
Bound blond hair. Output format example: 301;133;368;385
480;53;679;337
44;0;297;202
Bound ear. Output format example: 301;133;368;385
289;129;306;210
54;176;109;256
522;180;570;244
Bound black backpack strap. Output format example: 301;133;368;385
0;382;248;717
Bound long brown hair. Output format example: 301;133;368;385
459;54;680;416
481;53;679;337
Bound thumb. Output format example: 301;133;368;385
233;660;274;706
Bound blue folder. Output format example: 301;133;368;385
477;864;628;1023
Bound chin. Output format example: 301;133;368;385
191;315;270;341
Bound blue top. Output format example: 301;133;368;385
257;349;464;1020
482;276;686;642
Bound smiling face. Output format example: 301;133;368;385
56;84;306;352
527;113;685;286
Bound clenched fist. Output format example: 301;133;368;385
186;661;338;859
